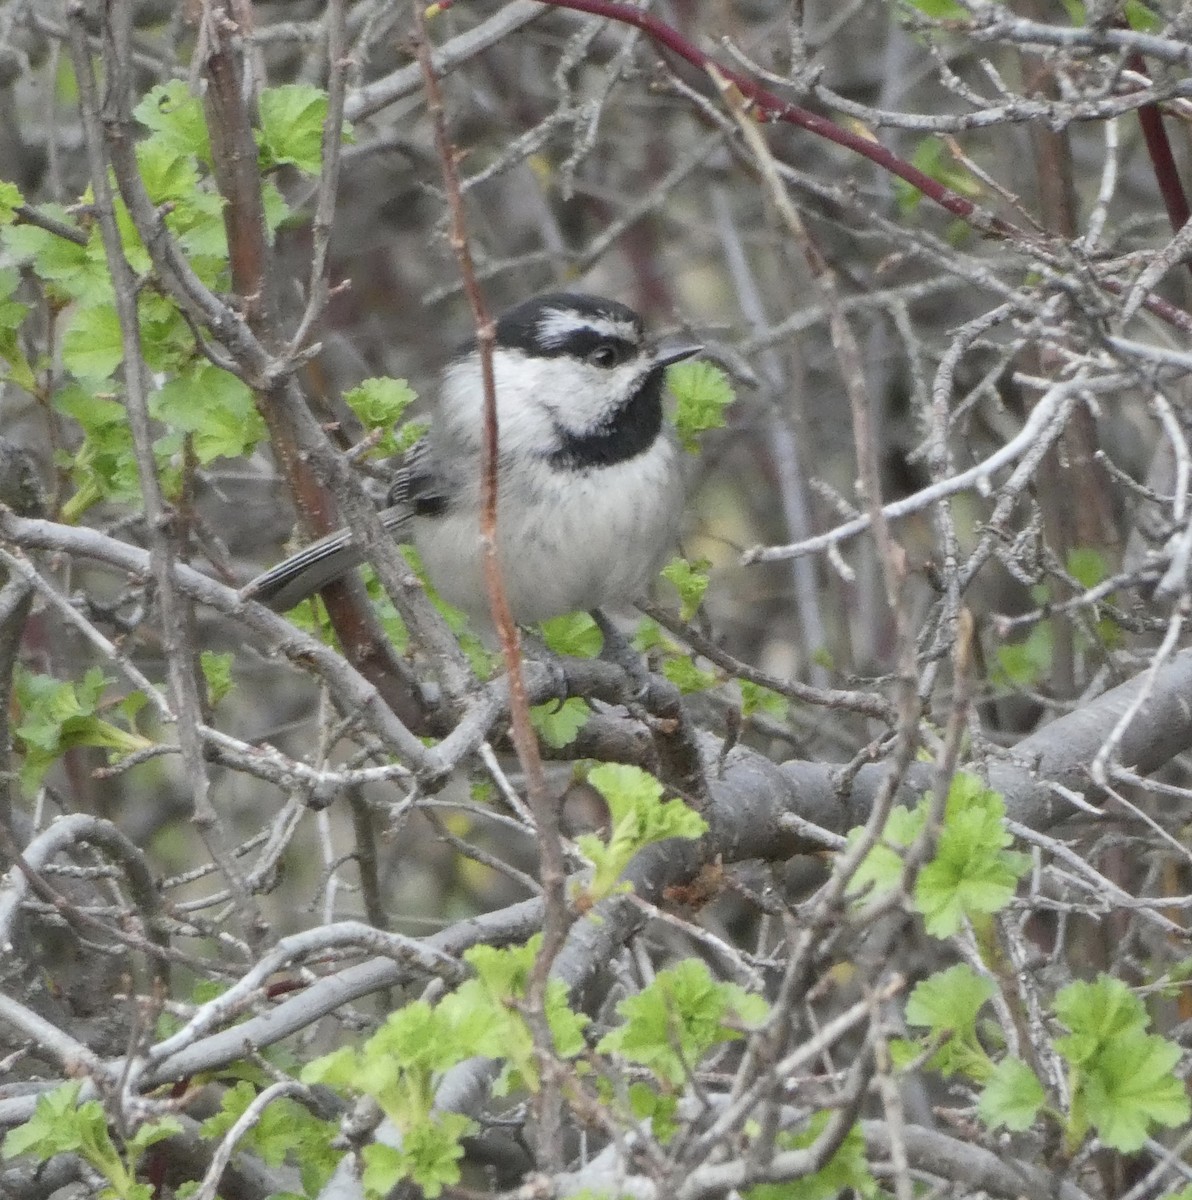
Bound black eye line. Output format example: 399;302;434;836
523;327;638;361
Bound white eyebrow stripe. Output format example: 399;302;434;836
536;308;640;346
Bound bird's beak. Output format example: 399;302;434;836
654;341;703;369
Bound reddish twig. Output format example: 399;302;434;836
535;0;1019;238
411;6;569;1168
1127;51;1192;243
286;0;350;356
411;36;550;854
529;0;1192;333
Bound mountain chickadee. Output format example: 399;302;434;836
244;293;701;623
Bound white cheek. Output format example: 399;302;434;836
438;356;562;454
441;353;635;446
532;360;643;437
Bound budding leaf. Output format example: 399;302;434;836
668;359;733;451
979;1058;1045;1133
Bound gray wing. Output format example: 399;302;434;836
243;440;442;611
387;438;449;517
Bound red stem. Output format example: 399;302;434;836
537;0;1018;237
532;0;1192;332
1127;52;1191;241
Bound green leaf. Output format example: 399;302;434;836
1051;975;1189;1153
901;0;969;18
138;290;194;374
133;80;212;162
905;963;998;1080
632;616;671;654
739;680;789;720
668;359;733;452
258;84;338;174
598;959;767;1087
150;364;266;463
1124;0;1162;31
1067;546;1108;589
451;939;589;1073
361;1142;405;1199
301;1045;361;1092
262;177;290;235
401;1113;472;1198
2;1082;86;1159
361;1114;470;1200
308;995;470;1120
0;180;22;223
136;136;202;207
2;216;110;304
994;623;1052;688
978;1058;1045;1132
1155;955;1192;998
530;697;590;748
628;1083;680;1142
540;611;603;658
0;1082;160;1198
578;764;708;899
200;650;235;708
846;772;1028;936
63;303;125;382
342;376;418;458
369;999;460;1081
55;383;141;517
1093;613;1124;651
117;690;148;731
894;136;982;216
465;939;536;997
170;190;229;261
129;87;230;264
661;555;711;621
1054;976;1148;1067
749;1117;878;1200
306;936;587;1142
545;982;591;1059
305;941;594;1195
888;1037;920;1069
845;803;925;900
13;666;152;793
1080;1031;1190;1151
914;777;1029;938
0;266;34;393
199;1081;338;1188
124;1116;183;1161
0;267;28;331
662;655;717;694
905;963;995;1034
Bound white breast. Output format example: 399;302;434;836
413;434;683;625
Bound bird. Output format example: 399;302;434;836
243;293;701;625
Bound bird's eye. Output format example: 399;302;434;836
586;342;621;368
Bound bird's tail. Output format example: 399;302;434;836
242;505;413;611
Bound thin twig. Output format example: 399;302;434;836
67;0;261;945
411;3;569;1173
